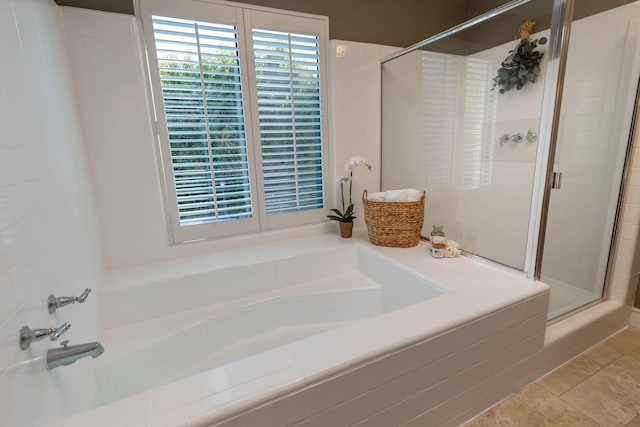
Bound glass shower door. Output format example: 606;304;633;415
381;0;555;271
540;2;640;319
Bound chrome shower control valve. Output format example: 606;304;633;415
19;322;71;350
48;288;91;314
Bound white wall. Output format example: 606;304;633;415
0;0;105;425
330;40;400;227
63;8;400;269
0;2;638;426
62;8;172;269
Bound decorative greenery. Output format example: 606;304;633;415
327;156;371;223
493;26;547;94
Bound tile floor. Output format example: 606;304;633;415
465;327;640;427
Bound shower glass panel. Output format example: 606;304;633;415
541;1;640;320
381;0;554;270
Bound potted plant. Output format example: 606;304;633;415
327;156;371;238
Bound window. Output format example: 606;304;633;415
139;0;329;242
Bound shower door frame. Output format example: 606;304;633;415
380;0;575;281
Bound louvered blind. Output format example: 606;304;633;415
420;51;459;185
252;29;324;215
151;16;253;226
462;58;497;190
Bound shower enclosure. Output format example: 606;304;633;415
380;0;640;320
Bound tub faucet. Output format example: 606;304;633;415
19;323;70;350
48;288;91;314
46;340;105;370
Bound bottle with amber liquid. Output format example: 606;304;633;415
430;225;446;258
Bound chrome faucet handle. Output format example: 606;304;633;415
19;322;71;350
48;288;92;314
51;322;71;341
77;288;91;303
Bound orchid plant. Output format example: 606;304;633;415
327;156;372;223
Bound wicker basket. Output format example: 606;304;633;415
363;189;426;248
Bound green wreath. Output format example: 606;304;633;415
493;20;548;94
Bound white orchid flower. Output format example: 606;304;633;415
336;175;350;184
344;155;372;172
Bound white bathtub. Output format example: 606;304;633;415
96;243;446;403
49;233;550;427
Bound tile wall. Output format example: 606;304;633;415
0;0;105;426
329;40;399;225
207;294;550;427
0;2;638;426
63;9;401;270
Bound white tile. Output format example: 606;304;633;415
214;389;311;427
225;346;297;387
454;336;496;372
522;291;550;319
455;315;492;348
151;367;231;417
490;303;524;333
399;396;458;427
0;272;17;324
55;391;152;427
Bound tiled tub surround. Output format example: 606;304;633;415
48;233;549;427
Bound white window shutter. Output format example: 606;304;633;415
252;29;325;215
141;0;329;241
151;16;254;227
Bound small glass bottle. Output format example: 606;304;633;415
430;225;446;258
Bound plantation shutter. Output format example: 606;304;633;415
141;0;329;242
420;51;459;186
252;29;325;215
151;16;253;226
462;58;497;189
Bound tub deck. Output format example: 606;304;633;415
48;232;549;427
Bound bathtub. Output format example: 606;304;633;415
48;233;550;427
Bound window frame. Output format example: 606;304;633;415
137;0;331;243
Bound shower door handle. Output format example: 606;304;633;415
551;172;562;189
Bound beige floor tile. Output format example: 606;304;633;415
464;384;599;427
584;342;623;366
605;328;640;357
538;355;602;395
561;355;640;426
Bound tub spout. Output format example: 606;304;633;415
46;340;105;370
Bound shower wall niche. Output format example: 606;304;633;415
381;0;640;319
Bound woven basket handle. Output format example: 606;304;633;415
362;189;368;203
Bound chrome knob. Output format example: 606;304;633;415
48;288;92;314
510;133;523;143
19;322;71;350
